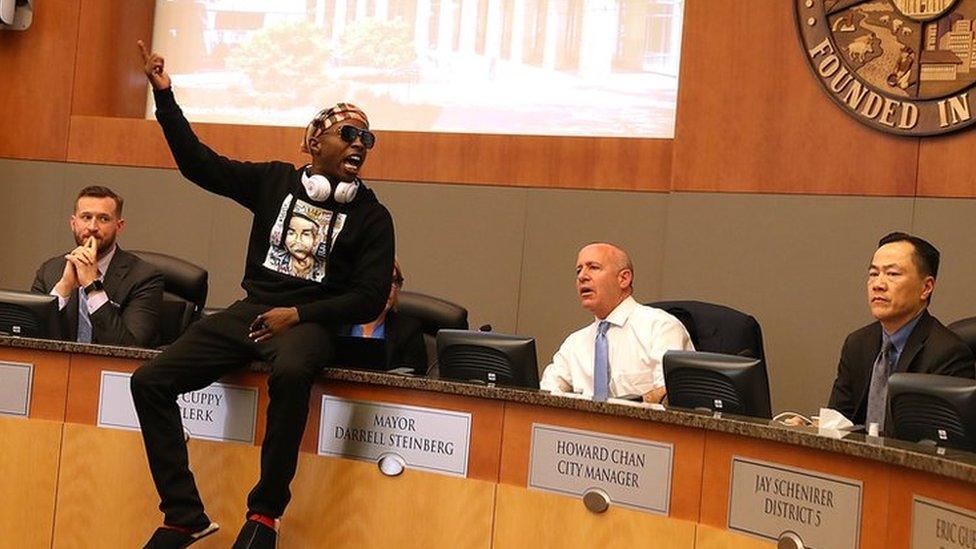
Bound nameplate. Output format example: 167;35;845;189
0;361;33;417
97;371;258;444
317;395;471;477
528;424;673;515
728;456;862;549
912;495;976;549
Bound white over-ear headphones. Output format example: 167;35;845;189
302;169;359;204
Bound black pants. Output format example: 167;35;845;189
130;301;334;528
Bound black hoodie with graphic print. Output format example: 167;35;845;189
152;88;394;326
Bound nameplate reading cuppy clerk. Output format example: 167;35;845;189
97;371;258;444
317;395;471;477
728;456;862;549
912;495;976;549
528;424;673;515
0;361;33;417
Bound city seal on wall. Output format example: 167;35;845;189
795;0;976;135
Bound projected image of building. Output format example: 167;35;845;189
153;0;685;137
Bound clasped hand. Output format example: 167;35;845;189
55;237;99;297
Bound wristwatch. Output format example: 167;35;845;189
84;279;104;294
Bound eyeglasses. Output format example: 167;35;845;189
339;125;376;149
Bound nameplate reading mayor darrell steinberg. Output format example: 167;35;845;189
528;424;673;515
728;456;862;549
317;395;471;477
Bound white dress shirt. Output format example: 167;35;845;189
51;244;116;314
540;296;695;398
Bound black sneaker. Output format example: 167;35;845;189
143;522;219;548
231;519;277;549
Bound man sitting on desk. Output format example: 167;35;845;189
31;185;163;347
540;243;694;403
828;232;974;432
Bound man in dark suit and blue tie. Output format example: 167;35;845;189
31;185;163;347
828;232;975;432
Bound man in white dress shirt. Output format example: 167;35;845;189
540;243;694;402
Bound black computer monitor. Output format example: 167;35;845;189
888;372;976;452
436;329;539;389
0;289;61;340
332;334;388;371
663;350;772;419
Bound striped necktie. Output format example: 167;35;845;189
77;287;92;343
866;340;895;431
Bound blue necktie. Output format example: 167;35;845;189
77;288;92;343
593;321;610;402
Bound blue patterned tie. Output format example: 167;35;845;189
593;321;610;402
77;288;92;343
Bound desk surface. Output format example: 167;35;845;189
3;334;975;484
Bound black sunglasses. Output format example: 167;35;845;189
339;125;376;149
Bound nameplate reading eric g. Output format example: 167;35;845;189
317;395;472;477
728;456;862;549
912;495;976;549
528;423;673;515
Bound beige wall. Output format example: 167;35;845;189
2;158;975;415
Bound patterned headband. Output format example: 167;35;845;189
301;103;369;153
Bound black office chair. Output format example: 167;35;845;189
948;316;976;357
647;300;765;359
397;291;468;374
130;250;208;347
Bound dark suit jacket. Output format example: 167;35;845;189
31;247;164;347
341;311;428;372
828;310;975;424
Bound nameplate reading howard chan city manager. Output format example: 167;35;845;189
317;395;471;477
528;424;673;515
728;456;862;549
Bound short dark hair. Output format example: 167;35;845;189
77;186;124;217
878;232;939;278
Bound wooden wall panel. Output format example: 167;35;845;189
66;112;672;190
54;423;255;548
671;0;919;196
493;485;697;549
70;0;155;118
0;417;62;549
917;131;976;198
0;0;81;161
286;455;495;548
